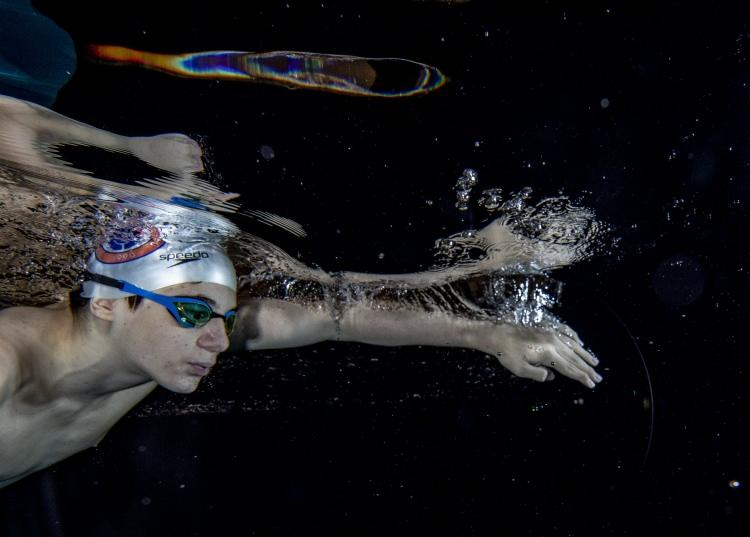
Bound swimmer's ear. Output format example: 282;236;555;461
89;298;118;321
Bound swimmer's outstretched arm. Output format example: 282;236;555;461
232;226;601;388
339;303;601;389
233;277;602;389
0;94;203;174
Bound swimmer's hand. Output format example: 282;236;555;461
472;323;602;389
129;133;204;174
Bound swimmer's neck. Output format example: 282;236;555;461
29;306;155;400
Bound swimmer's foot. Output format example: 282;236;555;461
128;133;204;174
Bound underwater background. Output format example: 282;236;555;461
0;1;748;535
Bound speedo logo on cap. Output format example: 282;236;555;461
160;251;211;267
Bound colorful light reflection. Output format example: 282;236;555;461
88;45;447;97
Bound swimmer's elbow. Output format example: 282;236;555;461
235;299;334;351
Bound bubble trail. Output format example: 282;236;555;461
87;45;447;98
455;168;478;211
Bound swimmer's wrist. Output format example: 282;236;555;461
462;320;513;353
333;315;342;341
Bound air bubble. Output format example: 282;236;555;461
259;144;275;160
478;188;503;211
454;168;478;211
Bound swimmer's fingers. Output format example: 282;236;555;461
554;324;599;367
549;344;601;389
560;336;599;368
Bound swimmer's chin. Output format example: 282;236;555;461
158;377;204;394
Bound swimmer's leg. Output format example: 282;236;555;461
0;94;203;175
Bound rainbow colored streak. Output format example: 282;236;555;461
88;45;447;97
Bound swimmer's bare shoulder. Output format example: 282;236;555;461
0;309;38;488
0;305;26;337
0;305;58;398
0;308;24;406
0;347;16;404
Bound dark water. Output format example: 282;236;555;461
0;1;748;536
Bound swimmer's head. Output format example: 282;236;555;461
81;226;236;299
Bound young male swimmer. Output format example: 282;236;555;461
0;229;237;487
0;226;600;489
0;94;600;487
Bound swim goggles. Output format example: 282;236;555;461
83;271;237;335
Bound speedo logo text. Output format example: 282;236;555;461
159;252;211;261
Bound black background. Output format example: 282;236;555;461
1;1;748;535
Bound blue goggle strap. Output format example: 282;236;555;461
83;271;213;328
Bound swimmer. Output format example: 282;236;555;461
0;225;600;489
0;96;601;488
0;228;238;488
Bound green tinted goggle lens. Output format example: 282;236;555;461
176;302;237;334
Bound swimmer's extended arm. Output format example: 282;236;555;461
234;275;601;389
0;94;125;149
0;94;203;175
338;303;601;389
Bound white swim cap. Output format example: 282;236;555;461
81;226;236;299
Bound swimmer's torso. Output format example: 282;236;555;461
0;307;155;488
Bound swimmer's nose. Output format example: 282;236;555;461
197;318;230;353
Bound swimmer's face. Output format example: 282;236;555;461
112;282;237;393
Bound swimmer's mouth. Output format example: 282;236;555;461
188;362;213;376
